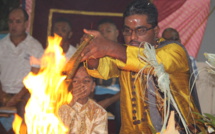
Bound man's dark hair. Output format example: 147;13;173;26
54;18;72;30
9;7;29;21
123;0;158;28
97;18;117;29
162;28;180;41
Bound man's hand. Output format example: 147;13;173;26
81;29;111;61
81;29;126;62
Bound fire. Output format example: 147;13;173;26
13;34;72;134
12;114;27;134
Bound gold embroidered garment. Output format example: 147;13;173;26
87;44;203;133
58;99;108;134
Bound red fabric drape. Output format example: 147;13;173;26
157;0;210;57
154;0;186;22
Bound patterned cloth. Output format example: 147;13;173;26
58;99;108;134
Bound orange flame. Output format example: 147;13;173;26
12;114;27;134
13;34;72;134
13;114;21;133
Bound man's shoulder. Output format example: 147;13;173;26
158;40;185;50
68;45;77;52
25;34;42;46
0;35;11;50
159;40;181;47
0;34;10;44
69;44;77;49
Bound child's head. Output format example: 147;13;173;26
71;63;95;101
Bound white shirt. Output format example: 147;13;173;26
65;45;77;61
0;33;44;93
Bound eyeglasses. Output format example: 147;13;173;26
122;26;154;36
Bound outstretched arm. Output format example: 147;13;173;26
81;29;127;64
97;92;120;109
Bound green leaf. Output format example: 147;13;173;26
204;113;215;121
193;112;204;118
196;119;207;124
211;120;215;126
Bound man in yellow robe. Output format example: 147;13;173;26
81;0;205;133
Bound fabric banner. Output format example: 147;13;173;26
154;0;186;22
158;0;210;58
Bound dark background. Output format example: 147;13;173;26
0;0;186;48
32;0;185;48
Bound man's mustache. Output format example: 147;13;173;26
129;40;141;45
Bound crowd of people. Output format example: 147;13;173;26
0;0;209;134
